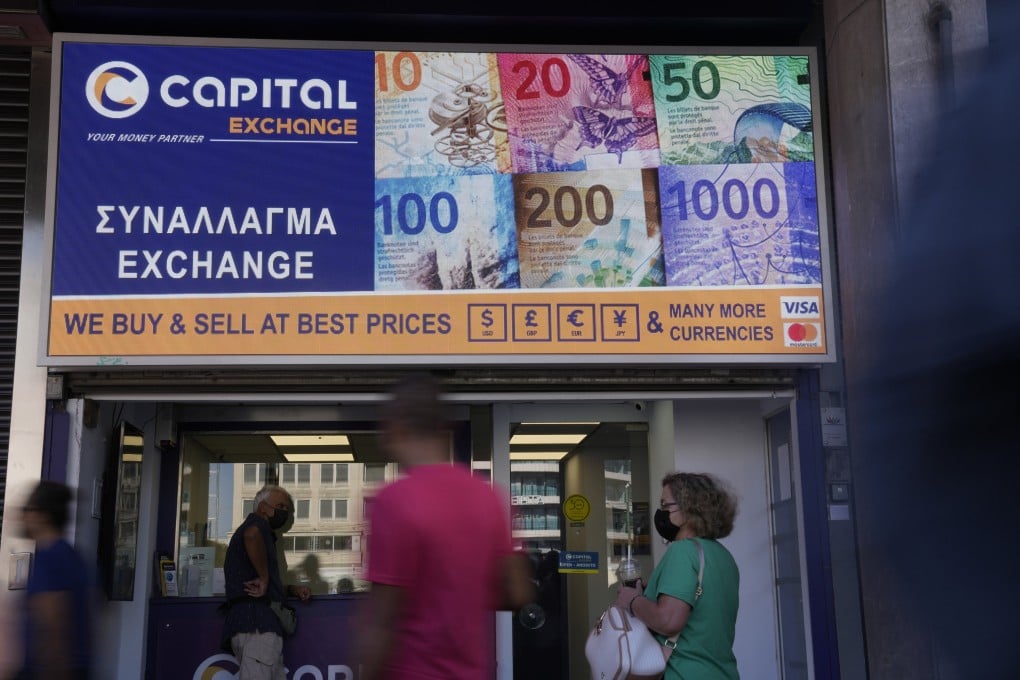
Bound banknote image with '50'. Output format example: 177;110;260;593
513;168;665;289
650;55;814;166
374;174;520;290
658;162;820;286
375;51;510;179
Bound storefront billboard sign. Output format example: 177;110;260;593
41;35;836;366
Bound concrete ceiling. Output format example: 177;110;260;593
2;0;816;48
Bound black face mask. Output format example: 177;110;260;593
653;509;679;542
268;508;290;531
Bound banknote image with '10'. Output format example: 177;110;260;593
375;51;510;178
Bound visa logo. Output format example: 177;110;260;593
780;296;820;319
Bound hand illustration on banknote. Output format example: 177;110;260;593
428;83;507;169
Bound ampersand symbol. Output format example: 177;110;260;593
646;311;663;334
170;314;187;335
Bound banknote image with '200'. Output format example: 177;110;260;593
513;168;664;289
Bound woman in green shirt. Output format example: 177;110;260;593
615;472;740;680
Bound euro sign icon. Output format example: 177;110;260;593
524;310;538;327
481;309;494;328
566;310;584;327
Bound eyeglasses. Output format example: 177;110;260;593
659;502;679;511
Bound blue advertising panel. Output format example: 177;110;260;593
42;35;836;367
53;42;374;297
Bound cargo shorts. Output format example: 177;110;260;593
231;631;286;680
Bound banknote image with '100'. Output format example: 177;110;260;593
374;174;519;291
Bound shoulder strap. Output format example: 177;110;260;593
663;538;706;654
692;538;705;603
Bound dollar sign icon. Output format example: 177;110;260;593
480;309;494;328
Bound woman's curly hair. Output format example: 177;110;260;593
663;472;738;539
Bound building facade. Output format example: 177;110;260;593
0;1;1000;678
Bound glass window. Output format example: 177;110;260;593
364;464;386;483
320;464;350;485
318;499;348;521
176;431;438;598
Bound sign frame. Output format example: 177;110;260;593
39;33;837;368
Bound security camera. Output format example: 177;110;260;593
634;401;646;412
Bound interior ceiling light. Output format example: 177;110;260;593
281;452;355;463
509;433;588;445
518;422;598;426
509;451;572;461
271;435;349;447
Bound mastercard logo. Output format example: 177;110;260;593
192;654;239;680
85;61;149;119
783;322;821;347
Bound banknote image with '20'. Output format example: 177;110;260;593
499;53;660;174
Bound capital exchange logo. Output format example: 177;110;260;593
86;61;149;118
193;654;238;680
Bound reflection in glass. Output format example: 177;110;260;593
176;437;402;597
99;421;144;600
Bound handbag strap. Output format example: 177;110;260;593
692;537;705;603
663;538;706;655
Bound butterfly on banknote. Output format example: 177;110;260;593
567;54;644;108
572;106;657;162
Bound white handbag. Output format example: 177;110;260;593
584;604;673;680
584;539;704;680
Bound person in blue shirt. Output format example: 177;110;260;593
16;480;94;680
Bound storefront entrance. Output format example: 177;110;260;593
51;390;807;679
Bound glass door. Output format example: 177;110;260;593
495;403;652;680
